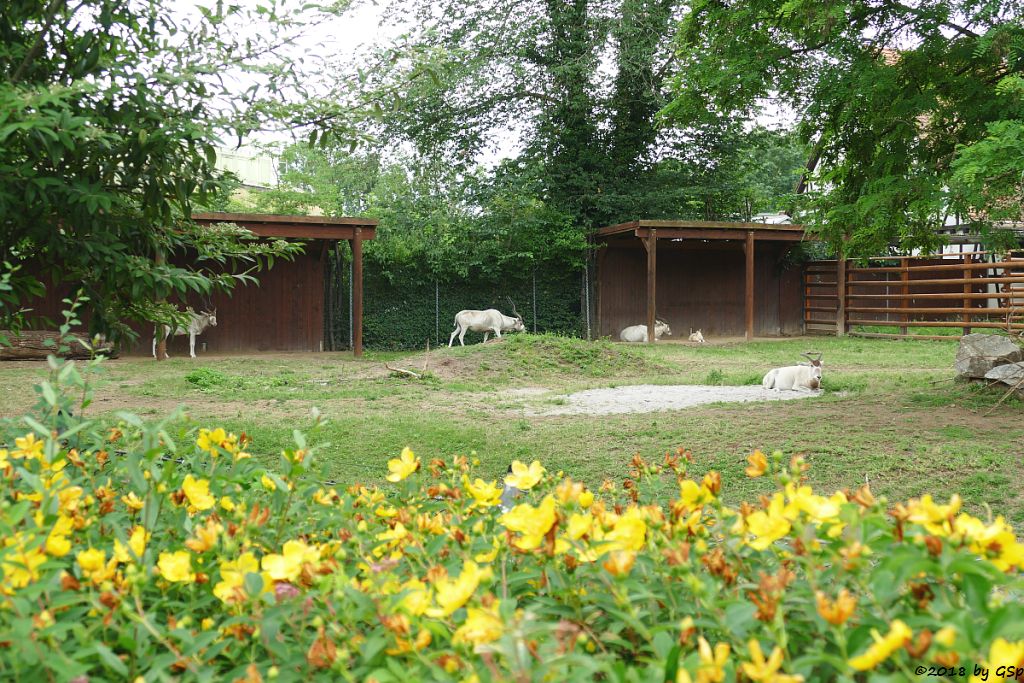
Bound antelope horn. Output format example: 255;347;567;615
801;351;823;362
505;296;522;318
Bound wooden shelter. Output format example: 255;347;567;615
595;220;807;341
191;213;376;356
14;213;377;357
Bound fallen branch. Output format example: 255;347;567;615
984;374;1024;416
384;363;422;379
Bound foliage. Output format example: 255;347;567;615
664;0;1024;255
0;0;359;341
2;359;1024;680
359;270;584;351
357;0;805;232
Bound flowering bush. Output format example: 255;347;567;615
2;359;1024;682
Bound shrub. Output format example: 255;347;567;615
1;359;1023;681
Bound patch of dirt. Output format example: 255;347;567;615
530;384;819;416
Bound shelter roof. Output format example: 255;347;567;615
596;219;806;242
192;212;377;240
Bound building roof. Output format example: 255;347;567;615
596;219;806;242
192;212;377;240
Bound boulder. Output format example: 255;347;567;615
984;361;1024;387
954;334;1023;379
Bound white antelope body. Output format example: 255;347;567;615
153;309;217;359
688;328;705;343
448;306;525;347
619;320;671;343
762;352;823;392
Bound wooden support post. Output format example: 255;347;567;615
352;228;364;357
899;264;909;336
155;248;168;361
963;253;973;335
836;253;847;337
646;230;657;343
745;230;755;340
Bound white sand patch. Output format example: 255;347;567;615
532;384;819;416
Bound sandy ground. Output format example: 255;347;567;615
531;384;819;416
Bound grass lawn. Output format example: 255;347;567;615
2;334;1022;522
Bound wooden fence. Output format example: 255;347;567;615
804;251;1024;339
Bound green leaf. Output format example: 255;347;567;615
93;643;129;676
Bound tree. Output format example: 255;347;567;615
0;0;358;339
663;0;1024;256
359;0;689;233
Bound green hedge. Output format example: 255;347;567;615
326;256;586;351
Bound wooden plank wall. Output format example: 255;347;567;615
804;252;1024;339
597;242;804;338
15;244;326;355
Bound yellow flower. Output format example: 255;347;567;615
453;601;504;646
815;589;856;626
499;496;557;551
504;460;545;490
427;561;489;617
184;517;222;553
463;476;503;509
196;428;239;457
474;538;502;563
114;527;149;563
2;538;47;591
45;515;74;557
397;579;431;616
935;627;957;648
386;447;420;482
578;490;595;508
262;540;319;582
745;450;768;477
121;491;145;511
980;638;1024;678
906;494;961;536
742;639;803;682
12;433;45;460
678;480;713;508
157;551;196;583
746;494;791;551
77;547;119;584
697;637;730;683
261;473;278;492
566;512;593;540
181;475;215;512
220;496;236;512
602;550;636;577
214;552;271;604
604;507;647;552
848;620;912;671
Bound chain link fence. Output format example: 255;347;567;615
324;248;592;351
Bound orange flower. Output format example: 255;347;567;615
745;450;768;478
602;550;636;577
815;589;856;626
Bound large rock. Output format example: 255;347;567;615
954;333;1023;379
984;361;1024;387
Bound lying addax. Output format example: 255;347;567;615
448;298;525;347
620;319;672;342
688;328;705;343
762;352;823;392
153;308;217;359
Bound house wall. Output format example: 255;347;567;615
17;244;326;355
597;241;804;338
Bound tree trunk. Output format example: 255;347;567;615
0;330;117;360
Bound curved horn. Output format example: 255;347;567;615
801;351;823;364
505;296;522;319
